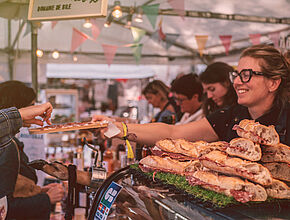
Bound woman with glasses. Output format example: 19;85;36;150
199;62;237;116
92;44;290;146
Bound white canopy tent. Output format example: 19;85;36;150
0;0;289;84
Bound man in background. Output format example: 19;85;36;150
171;73;204;124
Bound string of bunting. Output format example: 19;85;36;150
22;0;289;66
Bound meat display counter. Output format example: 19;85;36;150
88;165;290;220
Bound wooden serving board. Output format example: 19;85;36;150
29;121;108;134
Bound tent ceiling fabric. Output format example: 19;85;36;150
0;0;289;64
46;63;155;79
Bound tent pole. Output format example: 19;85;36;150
31;22;38;101
8;19;14;80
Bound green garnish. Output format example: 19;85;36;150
130;164;236;207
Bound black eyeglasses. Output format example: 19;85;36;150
229;69;266;83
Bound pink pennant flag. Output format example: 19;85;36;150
219;35;232;55
102;44;118;66
195;35;208;57
167;0;185;20
91;19;101;40
158;19;166;41
249;33;261;45
268;32;280;48
51;21;58;29
71;28;89;53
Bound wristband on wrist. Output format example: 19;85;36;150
121;122;134;159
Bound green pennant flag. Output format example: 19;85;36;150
130;27;146;43
142;3;160;29
131;44;143;64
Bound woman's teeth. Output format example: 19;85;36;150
237;89;247;94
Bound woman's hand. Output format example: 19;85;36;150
90;115;121;139
18;102;53;127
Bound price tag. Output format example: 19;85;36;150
94;181;122;220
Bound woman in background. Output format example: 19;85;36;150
199;62;237;116
142;80;181;124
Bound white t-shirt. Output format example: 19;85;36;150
176;108;204;125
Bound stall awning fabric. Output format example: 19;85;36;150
46;63;155;79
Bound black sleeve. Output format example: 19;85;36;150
7;193;51;220
206;107;233;141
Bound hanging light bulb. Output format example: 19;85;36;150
83;18;92;28
112;1;122;18
36;49;43;58
125;14;133;28
125;7;134;28
52;50;60;59
72;55;78;62
104;13;113;27
134;7;143;23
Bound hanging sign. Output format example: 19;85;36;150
95;181;123;220
28;0;108;21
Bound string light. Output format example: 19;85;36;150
125;7;134;28
73;55;78;62
52;50;60;59
36;49;43;58
112;1;122;18
83;18;92;28
134;7;143;23
104;13;113;27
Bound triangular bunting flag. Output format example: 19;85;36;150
141;4;160;29
158;18;166;41
91;19;101;40
167;0;185;19
130;27;146;43
268;32;280;48
249;33;261;45
71;28;89;53
151;31;160;41
219;35;232;55
102;44;118;66
131;44;143;64
165;33;180;49
23;22;31;38
195;35;208;57
51;21;58;29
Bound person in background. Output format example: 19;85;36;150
0;81;65;220
142;80;181;124
0;102;56;220
199;62;237;116
284;50;290;101
171;73;204;124
92;44;290;146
